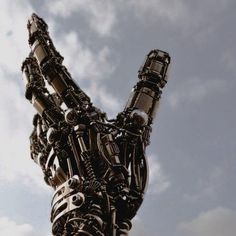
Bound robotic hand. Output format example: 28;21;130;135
21;13;171;236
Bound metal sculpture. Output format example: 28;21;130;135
21;13;171;236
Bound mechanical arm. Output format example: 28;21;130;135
21;13;171;236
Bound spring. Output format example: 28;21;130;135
91;154;108;179
81;152;96;181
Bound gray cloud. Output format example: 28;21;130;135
179;207;236;236
147;154;171;195
0;0;235;235
127;0;188;23
167;77;227;109
130;216;152;236
45;0;116;37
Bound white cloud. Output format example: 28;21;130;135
0;69;49;193
127;0;187;23
179;207;236;236
184;167;224;202
85;81;121;118
130;216;152;236
45;0;188;37
55;31;115;81
51;30;120;116
168;77;226;109
44;0;233;47
0;216;41;236
45;0;116;36
147;154;170;195
0;0;33;73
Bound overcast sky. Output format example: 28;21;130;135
0;0;235;235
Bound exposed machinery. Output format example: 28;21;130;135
21;13;171;236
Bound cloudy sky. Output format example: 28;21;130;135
0;0;235;235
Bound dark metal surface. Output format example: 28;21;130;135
21;13;171;236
